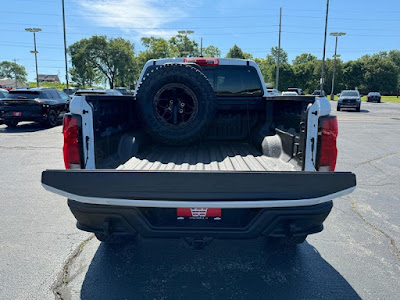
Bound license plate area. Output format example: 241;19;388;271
177;208;221;220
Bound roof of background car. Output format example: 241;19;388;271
9;88;41;93
9;87;57;92
75;89;106;94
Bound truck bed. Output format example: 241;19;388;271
117;142;295;172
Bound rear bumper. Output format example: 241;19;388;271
0;110;47;122
68;199;333;239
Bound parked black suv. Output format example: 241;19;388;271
0;88;68;128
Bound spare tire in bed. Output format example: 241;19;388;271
135;63;216;145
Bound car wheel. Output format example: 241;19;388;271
44;109;58;127
336;105;341;111
5;119;18;128
356;106;360;112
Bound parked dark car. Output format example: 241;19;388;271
367;92;381;103
115;87;134;95
63;88;78;95
0;88;68;128
312;90;326;96
337;90;361;112
288;87;305;95
74;89;123;96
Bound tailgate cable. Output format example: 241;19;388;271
311;137;317;171
84;136;90;168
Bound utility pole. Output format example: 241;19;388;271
200;37;203;57
178;30;194;57
13;59;18;89
62;0;69;93
330;32;346;100
275;7;282;91
25;28;41;87
320;0;330;93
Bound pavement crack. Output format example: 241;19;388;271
351;199;400;263
52;235;94;300
357;150;400;166
0;146;58;150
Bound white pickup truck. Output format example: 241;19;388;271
42;58;356;247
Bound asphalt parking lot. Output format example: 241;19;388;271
0;100;399;299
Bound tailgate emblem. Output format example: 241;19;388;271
177;208;221;219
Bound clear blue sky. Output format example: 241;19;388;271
1;0;399;82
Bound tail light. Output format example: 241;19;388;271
184;58;219;66
317;116;338;171
63;114;82;169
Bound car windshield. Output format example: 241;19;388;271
5;92;41;99
341;91;359;97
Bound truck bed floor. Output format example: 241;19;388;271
117;142;295;172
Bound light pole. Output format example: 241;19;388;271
275;7;282;91
178;30;194;57
25;28;41;87
320;0;330;94
330;32;346;100
62;0;69;93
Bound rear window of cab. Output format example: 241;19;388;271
201;66;263;97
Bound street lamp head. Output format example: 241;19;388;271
330;32;346;36
30;50;39;54
25;28;42;32
178;30;194;34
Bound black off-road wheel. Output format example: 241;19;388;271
336;105;341;111
135;64;216;145
43;109;58;127
5;119;19;128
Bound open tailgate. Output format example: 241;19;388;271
42;170;356;208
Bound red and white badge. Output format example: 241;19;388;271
177;208;221;220
13;112;22;116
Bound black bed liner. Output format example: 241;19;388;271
42;170;356;201
117;142;295;172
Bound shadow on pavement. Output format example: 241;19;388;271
81;238;360;299
0;121;61;133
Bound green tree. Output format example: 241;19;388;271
292;53;317;65
0;61;27;83
226;44;245;59
267;63;295;91
387;50;400;92
137;36;180;70
169;34;199;57
266;46;288;65
69;36;138;89
203;45;221;57
342;60;364;91
360;54;398;94
68;39;100;87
